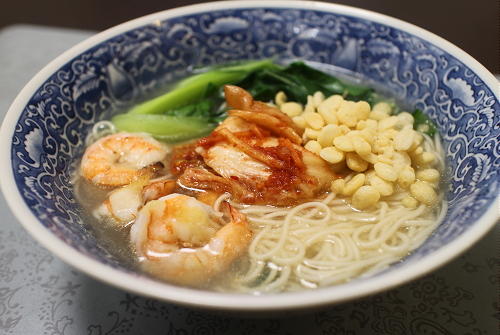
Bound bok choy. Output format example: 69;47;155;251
112;59;434;142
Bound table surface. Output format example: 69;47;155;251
0;24;498;335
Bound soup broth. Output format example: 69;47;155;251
74;61;446;293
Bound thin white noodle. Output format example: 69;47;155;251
238;259;266;284
260;265;279;285
263;266;291;292
220;130;446;293
230;192;444;293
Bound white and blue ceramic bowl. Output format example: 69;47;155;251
1;1;498;311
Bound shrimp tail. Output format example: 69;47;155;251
224;202;248;227
142;178;177;203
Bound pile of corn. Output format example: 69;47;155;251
276;91;441;210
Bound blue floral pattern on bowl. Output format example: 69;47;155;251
10;8;500;274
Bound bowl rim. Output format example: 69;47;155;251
1;0;499;311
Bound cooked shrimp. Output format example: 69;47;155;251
130;194;252;286
142;178;177;203
94;177;177;225
94;177;147;224
81;132;168;187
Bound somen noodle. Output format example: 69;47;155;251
211;133;445;293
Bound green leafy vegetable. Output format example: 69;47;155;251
112;114;215;142
412;109;437;136
111;59;428;143
237;61;377;105
128;59;276;115
113;60;277;142
158;83;226;123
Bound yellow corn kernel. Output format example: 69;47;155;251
416;168;440;183
355;101;371;120
347;130;361;137
413;151;436;166
320;146;345;164
392;151;411;170
402;196;418;209
398;165;416;189
369;110;389;121
275;91;287;106
352;186;380;209
372;101;392;114
333;135;354;152
318;95;343;114
331;178;345;194
339;125;351;134
346;152;369;172
292;115;307;129
409;132;423;151
359;128;376;145
364;169;376;182
372;136;390;154
421;152;436;165
369;174;394;196
317;107;338;125
410;181;437;206
394;127;415;151
377;153;393;165
343;173;366;196
412;146;424;156
378;131;392;141
396;112;414;129
360;152;378;164
337;101;358;127
352;136;372;157
304;96;315;114
417;124;431;134
378;116;398;131
318;124;343;147
374;162;398;182
383;128;399;140
304;112;325;130
365;119;378;129
370;102;391;121
356;120;367;130
280;102;302;117
304;140;322;154
313;91;325;107
380;145;394;158
356;120;373;131
303;128;320;140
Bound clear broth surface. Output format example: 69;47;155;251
74;62;442;291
